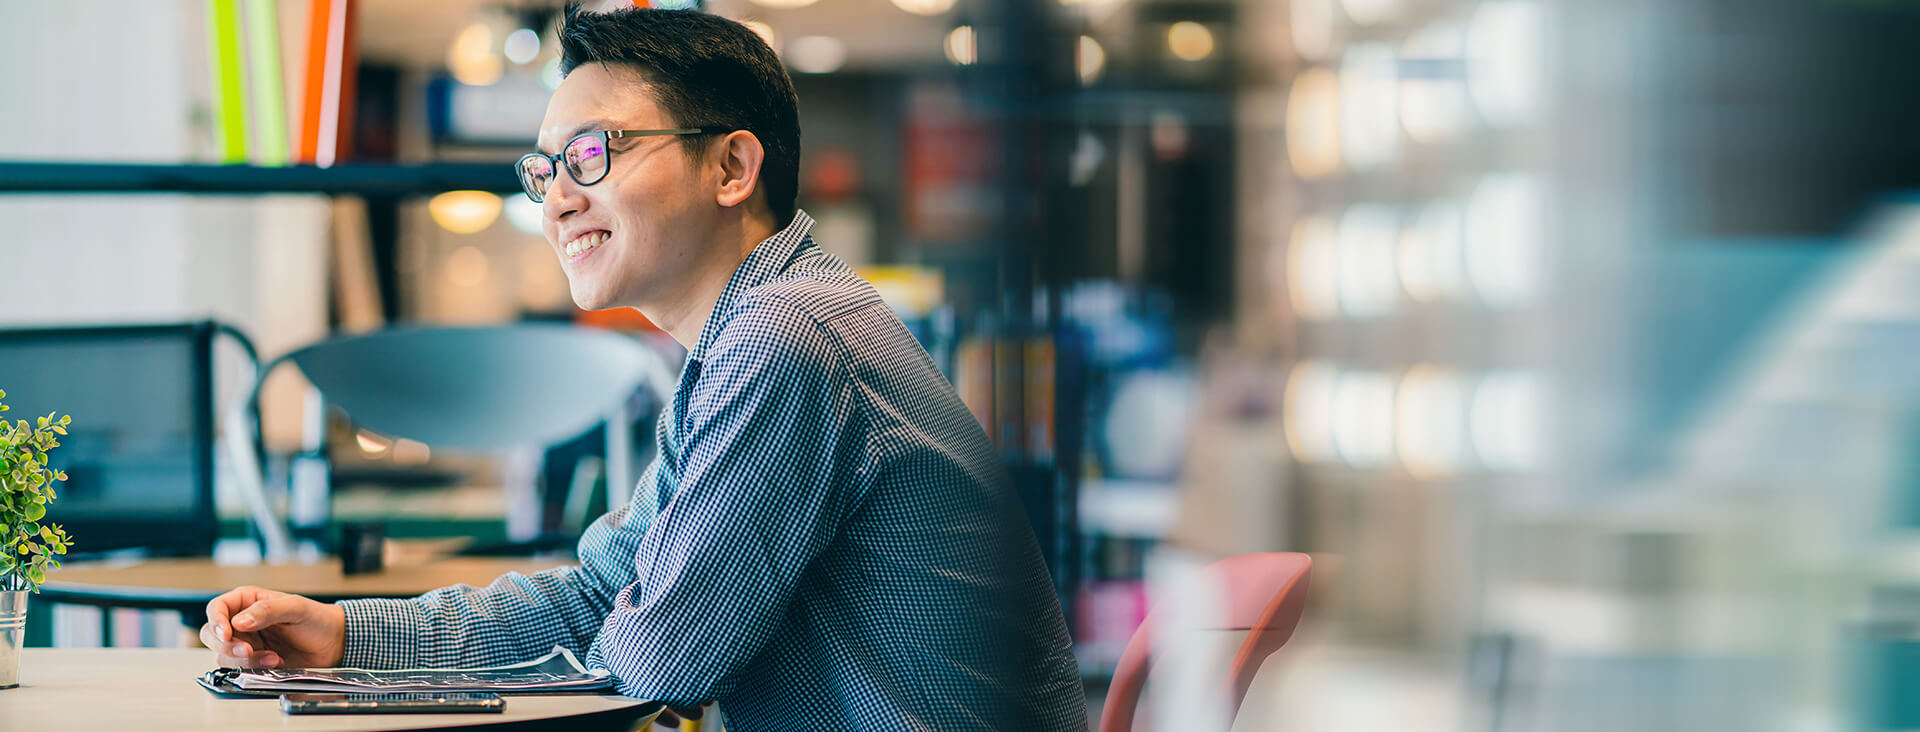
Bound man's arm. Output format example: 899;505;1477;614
338;449;675;669
590;295;865;705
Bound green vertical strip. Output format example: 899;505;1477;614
244;0;289;166
207;0;248;164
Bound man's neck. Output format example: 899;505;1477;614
643;214;780;351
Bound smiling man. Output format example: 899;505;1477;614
197;7;1084;731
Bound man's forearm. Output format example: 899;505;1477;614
338;563;618;669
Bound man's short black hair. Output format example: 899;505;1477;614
559;6;801;229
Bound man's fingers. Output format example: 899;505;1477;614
231;595;300;632
205;586;272;638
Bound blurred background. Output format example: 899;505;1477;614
5;0;1920;729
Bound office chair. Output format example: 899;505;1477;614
0;320;258;557
1099;552;1312;732
226;324;676;561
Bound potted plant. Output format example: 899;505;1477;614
0;388;74;690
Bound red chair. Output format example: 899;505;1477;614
1099;552;1312;732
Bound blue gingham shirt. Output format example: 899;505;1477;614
339;211;1085;731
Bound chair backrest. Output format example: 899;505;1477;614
1100;552;1312;732
229;324;675;560
282;324;668;450
0;321;248;556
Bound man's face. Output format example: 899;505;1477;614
536;63;712;311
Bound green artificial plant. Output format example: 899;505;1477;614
0;388;73;592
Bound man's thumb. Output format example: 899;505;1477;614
232;596;301;631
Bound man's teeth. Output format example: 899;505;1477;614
564;231;609;257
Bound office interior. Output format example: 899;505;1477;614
3;0;1920;729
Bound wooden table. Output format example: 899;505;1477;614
39;555;569;640
0;649;663;731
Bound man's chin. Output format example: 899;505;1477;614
570;289;616;312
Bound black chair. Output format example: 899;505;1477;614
0;321;256;558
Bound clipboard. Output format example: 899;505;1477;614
195;646;620;698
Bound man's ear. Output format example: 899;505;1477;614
713;130;765;210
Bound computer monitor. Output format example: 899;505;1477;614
0;322;225;557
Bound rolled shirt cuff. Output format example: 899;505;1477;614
338;597;428;669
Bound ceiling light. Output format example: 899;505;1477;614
503;27;541;65
1470;371;1544;472
1341;0;1401;25
741;20;777;51
429;190;502;234
787;35;848;74
1335;204;1399;318
1339;43;1399;171
1284;360;1340;463
1167;21;1215;61
449;22;503;86
1331;371;1395;469
1468;0;1545;127
1076;35;1106;85
1464;173;1544;308
944;25;977;66
1291;0;1340;61
892;0;957;16
1396;365;1467;479
1286;214;1340;319
1285;67;1341;179
1398;200;1465;302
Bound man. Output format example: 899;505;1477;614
198;7;1084;731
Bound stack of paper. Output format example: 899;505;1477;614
211;647;613;694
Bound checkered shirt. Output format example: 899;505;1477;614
339;210;1086;731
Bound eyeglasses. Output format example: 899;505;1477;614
515;128;728;203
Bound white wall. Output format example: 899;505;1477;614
0;1;330;444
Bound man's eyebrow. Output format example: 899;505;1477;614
535;119;615;155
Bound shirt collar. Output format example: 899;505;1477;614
688;209;817;362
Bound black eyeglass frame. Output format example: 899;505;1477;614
515;127;730;203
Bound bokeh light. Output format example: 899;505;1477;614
1285;67;1342;179
1332;370;1396;468
1468;0;1546;126
1287;214;1341;319
1336;204;1400;318
1284;360;1341;463
1469;370;1544;472
1396;365;1468;478
1338;43;1400;171
1398;200;1466;302
944;25;977;66
1167;22;1216;62
1464;173;1544;308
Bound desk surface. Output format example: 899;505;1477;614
40;556;568;611
0;649;661;732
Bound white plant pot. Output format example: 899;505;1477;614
0;589;23;689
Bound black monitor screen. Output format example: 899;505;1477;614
0;324;217;556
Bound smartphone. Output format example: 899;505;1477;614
279;692;506;715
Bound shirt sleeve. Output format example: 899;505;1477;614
590;294;865;705
338;419;680;670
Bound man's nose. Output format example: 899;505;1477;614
544;168;588;220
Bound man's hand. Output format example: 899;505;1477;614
198;586;346;669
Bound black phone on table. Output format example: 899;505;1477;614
279;692;506;715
